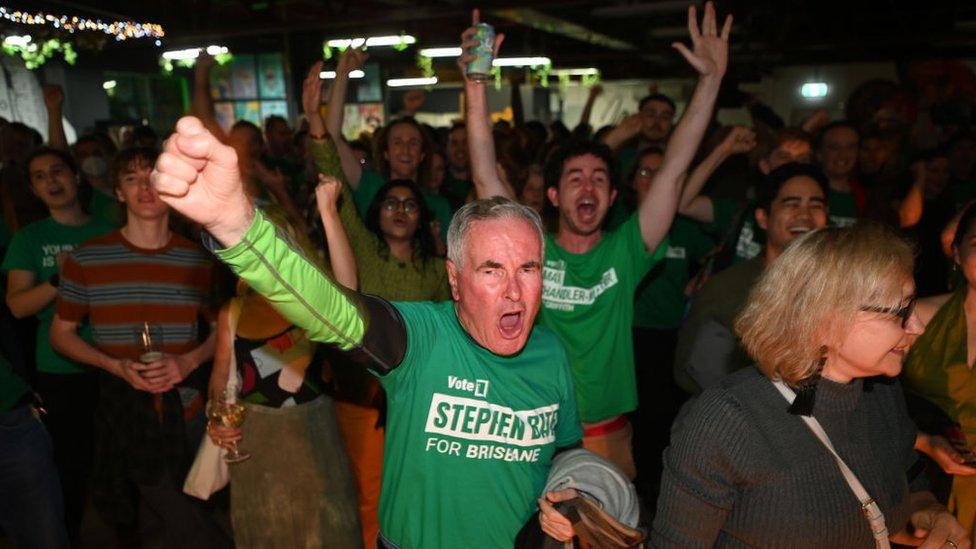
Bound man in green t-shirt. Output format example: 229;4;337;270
676;126;814;270
2;147;113;544
601;94;677;189
152;116;583;548
325;48;452;243
465;4;731;477
673;163;829;394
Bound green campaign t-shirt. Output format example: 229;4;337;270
539;214;667;422
1;216;113;374
353;169;452;241
709;197;763;266
633;216;715;330
378;300;582;548
828;188;859;227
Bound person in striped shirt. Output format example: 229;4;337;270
50;146;232;549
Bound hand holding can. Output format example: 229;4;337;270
459;9;505;83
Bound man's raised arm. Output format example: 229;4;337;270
638;1;731;251
151;117;404;371
459;9;516;201
325;48;369;189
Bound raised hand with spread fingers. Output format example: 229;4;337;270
671;1;732;79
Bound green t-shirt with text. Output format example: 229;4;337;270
633;216;715;330
1;216;113;374
378;300;582;548
709;197;763;266
540;214;667;422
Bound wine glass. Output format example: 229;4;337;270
206;394;251;463
138;322;164;364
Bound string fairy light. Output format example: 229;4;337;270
0;6;165;42
0;6;164;68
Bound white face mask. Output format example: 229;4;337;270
80;155;109;178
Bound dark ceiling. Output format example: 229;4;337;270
15;0;976;83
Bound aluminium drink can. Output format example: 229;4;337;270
466;23;495;81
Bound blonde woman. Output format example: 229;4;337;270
652;224;968;548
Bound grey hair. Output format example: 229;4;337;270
447;196;545;266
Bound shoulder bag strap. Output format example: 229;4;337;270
772;379;890;549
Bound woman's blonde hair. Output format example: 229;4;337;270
735;224;914;386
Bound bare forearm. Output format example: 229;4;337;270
46;107;68;151
7;284;57;319
320;206;359;290
182;329;216;372
680;144;730;213
676;141;728;223
660;76;721;186
899;179;925;229
639;75;722;248
465;82;514;200
49;325;119;376
325;74;349;139
601;125;633;151
334;138;363;189
324;78;363;187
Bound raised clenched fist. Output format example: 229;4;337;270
151;116;253;246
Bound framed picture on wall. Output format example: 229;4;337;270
258;53;286;99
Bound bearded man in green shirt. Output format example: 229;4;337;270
464;2;731;478
152;113;584;548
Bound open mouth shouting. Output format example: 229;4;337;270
498;310;524;338
575;197;599;224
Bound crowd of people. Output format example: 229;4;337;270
3;3;976;548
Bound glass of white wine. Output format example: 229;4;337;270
206;394;250;463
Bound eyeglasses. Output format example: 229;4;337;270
860;295;917;328
381;197;420;214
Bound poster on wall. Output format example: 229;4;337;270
231;55;258;98
234;101;262;125
355;63;383;103
261;100;288;121
210;64;233;100
258;53;286;99
214;102;236;133
342;103;384;140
